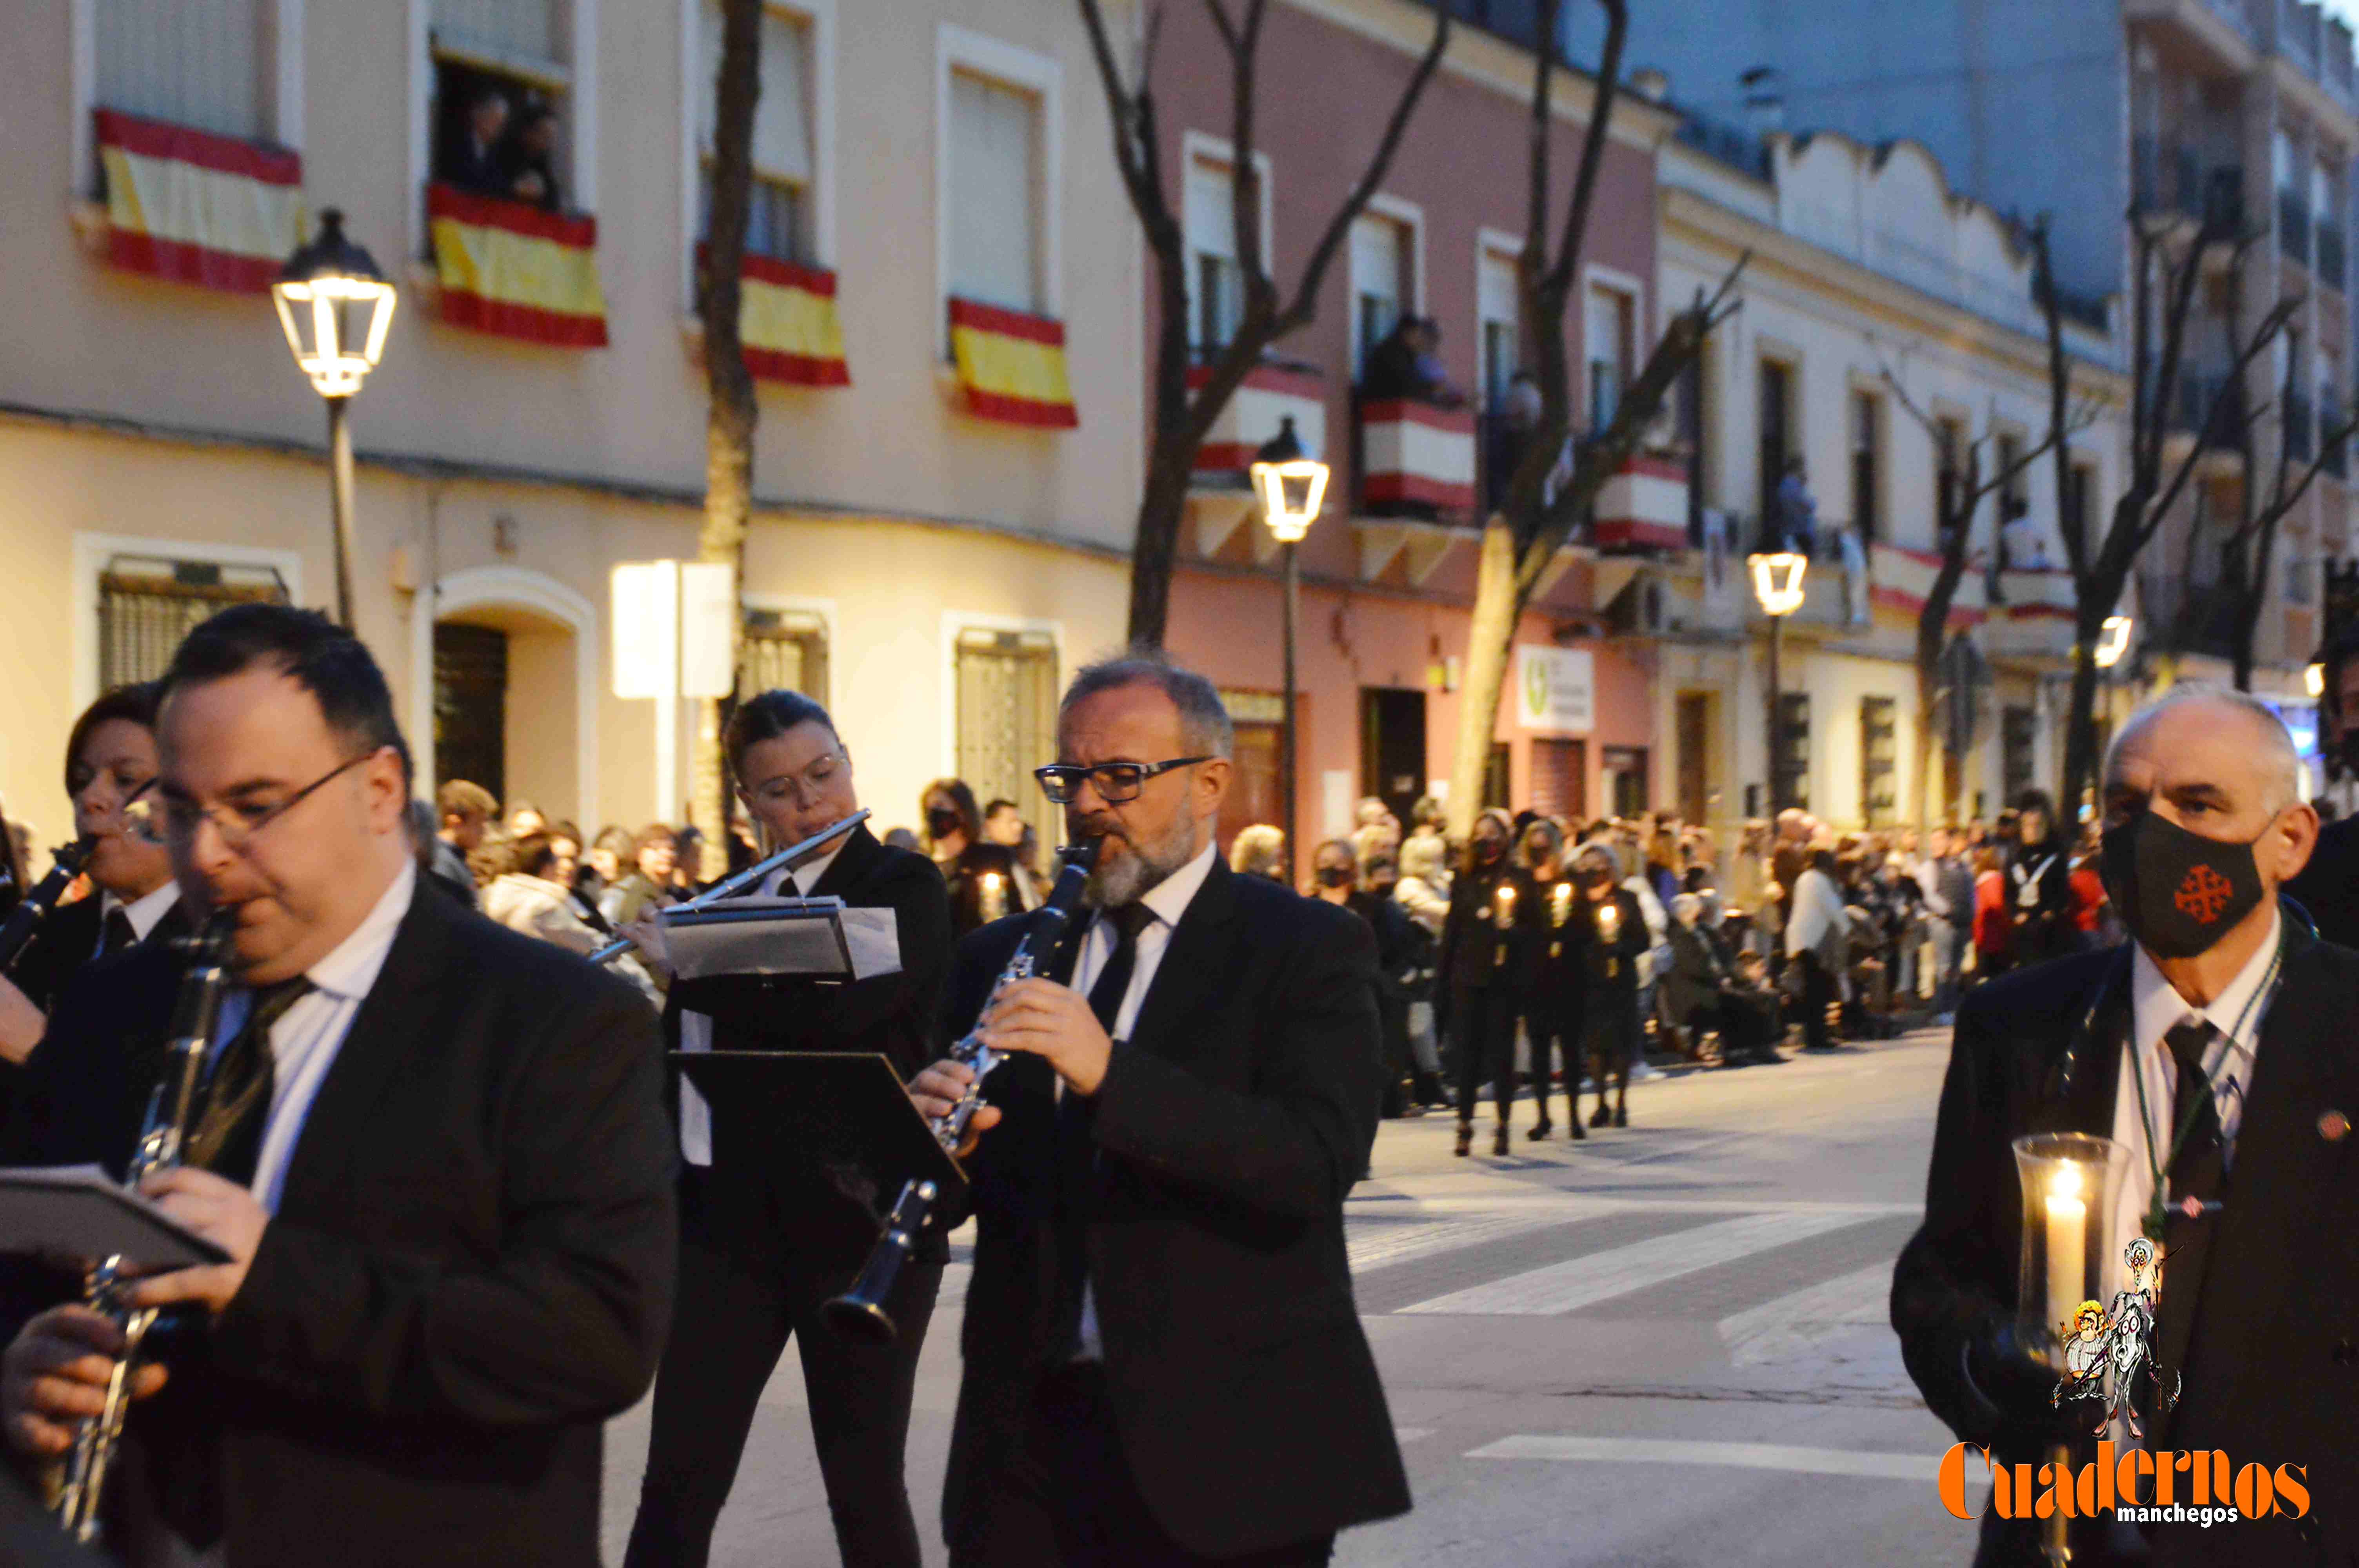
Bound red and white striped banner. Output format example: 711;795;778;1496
94;109;305;294
1998;568;2076;620
1189;362;1326;482
1594;455;1689;551
1360;399;1476;514
1869;542;1986;628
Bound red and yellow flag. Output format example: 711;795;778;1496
427;184;608;348
702;250;849;387
95;109;305;294
948;298;1078;429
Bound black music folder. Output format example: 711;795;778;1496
672;1052;966;1209
0;1165;231;1269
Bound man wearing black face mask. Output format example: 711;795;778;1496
2285;624;2359;949
1894;687;2359;1567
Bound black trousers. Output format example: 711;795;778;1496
1797;949;1837;1049
1448;984;1521;1124
624;1166;942;1568
951;1362;1336;1568
1523;1001;1583;1125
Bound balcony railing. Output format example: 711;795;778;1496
2320;225;2346;292
2279;190;2312;265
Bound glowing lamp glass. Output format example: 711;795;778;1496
2306;661;2326;699
1251;459;1330;544
1747;552;1808;617
2095;615;2133;670
273;211;396;399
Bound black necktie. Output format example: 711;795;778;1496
2145;1018;2225;1435
1054;903;1157;1353
2164;1020;2226;1211
102;907;137;957
185;976;314;1187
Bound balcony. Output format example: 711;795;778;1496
1354;394;1477;523
2321;224;2347;291
1985;570;2078;658
2132;137;2245;227
2280;190;2312;264
1185;357;1326;490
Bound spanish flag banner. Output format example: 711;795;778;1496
95;110;305;294
948;298;1078;429
427;184;608;348
701;250;849;387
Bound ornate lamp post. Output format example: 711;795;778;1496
1749;552;1808;813
1252;438;1330;887
273;210;396;629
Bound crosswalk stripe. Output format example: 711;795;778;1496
1348;1203;1617;1274
1394;1209;1866;1316
1465;1435;1940;1481
1716;1262;1893;1367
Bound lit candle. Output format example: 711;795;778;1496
1551;881;1573;928
1598;899;1621;945
980;871;1005;923
2044;1164;2087;1347
1494;882;1517;929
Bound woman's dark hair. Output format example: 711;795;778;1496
2014;788;2055;823
512;831;559;879
922;778;981;846
63;682;163;795
159;604;411;789
723;689;838;782
547;819;582;848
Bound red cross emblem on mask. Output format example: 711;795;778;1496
2174;864;2234;924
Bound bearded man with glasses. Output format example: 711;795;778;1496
909;654;1408;1567
0;603;675;1565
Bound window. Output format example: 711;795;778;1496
2001;705;2037;808
1850;390;1881;541
1216;689;1285;851
1530;738;1587;821
2287;536;2316;604
1585;284;1634;436
698;2;816;265
1996;433;2024;513
1601;746;1649;818
431;0;574;211
99;554;289;690
2277;126;2309;263
954;626;1059;864
1478;245;1520;408
2064;460;2094;543
1936;416;1969;533
738;607;829;702
94;0;274;142
1756;359;1792;537
1350;210;1412;377
947;68;1042;313
1773;692;1810;813
434;623;509;806
1860;696;1897;828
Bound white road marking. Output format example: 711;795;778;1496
1716;1263;1894;1367
1394;1210;1866;1316
1466;1435;1941;1482
1394;1427;1435;1443
1347;1204;1617;1273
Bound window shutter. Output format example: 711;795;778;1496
701;4;812;185
95;0;265;141
1186;159;1235;261
949;70;1038;312
434;0;562;67
1350;214;1404;310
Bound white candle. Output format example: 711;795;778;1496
2044;1165;2087;1347
980;872;1005;923
1551;881;1573;927
1495;883;1517;928
1598;900;1621;944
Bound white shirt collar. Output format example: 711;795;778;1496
765;837;847;898
301;863;416;1002
1125;839;1219;932
102;880;182;943
2129;905;2280;1071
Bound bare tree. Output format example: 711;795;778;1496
1877;342;2090;832
2044;209;2299;820
1077;0;1450;649
688;0;763;877
1441;0;1743;837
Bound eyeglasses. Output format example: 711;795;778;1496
1033;757;1210;805
745;751;847;809
147;750;380;854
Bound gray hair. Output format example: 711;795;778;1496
1671;892;1705;923
2105;683;2301;811
1060;652;1235;760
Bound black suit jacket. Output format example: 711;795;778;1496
2287;816;2359;953
942;857;1409;1559
1892;925;2359;1566
1;879;677;1565
663;823;953;1258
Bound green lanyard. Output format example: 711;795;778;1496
2127;938;2280;1241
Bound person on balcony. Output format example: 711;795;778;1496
500;103;563;212
1363;316;1467;408
1774;456;1819;557
441;85;512;197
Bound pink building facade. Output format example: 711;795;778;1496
1146;1;1681;847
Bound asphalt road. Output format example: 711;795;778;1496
600;1031;1983;1567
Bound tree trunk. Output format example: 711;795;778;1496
2059;590;2114;819
1446;521;1522;839
692;0;763;878
1914;663;1939;839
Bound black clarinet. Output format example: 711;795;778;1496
0;838;95;977
823;839;1100;1343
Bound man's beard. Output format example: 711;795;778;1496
1081;811;1198;908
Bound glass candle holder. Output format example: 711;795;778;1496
2011;1132;2130;1364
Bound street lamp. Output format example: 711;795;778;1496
2306;660;2326;699
273;209;396;629
2094;615;2133;671
1252;434;1330;888
1749;552;1808;813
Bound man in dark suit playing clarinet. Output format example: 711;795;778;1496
911;654;1408;1567
623;689;954;1568
0;604;676;1564
1894;686;2359;1566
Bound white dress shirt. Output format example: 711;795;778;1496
2107;909;2279;1283
211;863;415;1214
675;837;851;1166
98;880;182;953
1062;839;1219;1359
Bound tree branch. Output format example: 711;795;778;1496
1543;0;1628;297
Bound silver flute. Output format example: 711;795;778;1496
589;808;872;966
823;837;1101;1343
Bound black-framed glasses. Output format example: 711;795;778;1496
1034;757;1210;805
146;749;382;854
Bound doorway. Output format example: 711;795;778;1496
1530;738;1586;821
1216;688;1286;853
1601;745;1649;818
1676;693;1710;826
1359;687;1427;828
434;623;508;804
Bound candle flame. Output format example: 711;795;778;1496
2050;1165;2083;1202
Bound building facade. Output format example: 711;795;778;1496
1;0;1147;853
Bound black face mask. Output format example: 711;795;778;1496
1316;866;1356;888
2099;807;2269;959
927;808;963;842
1474;840;1505;865
1369;877;1398;901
